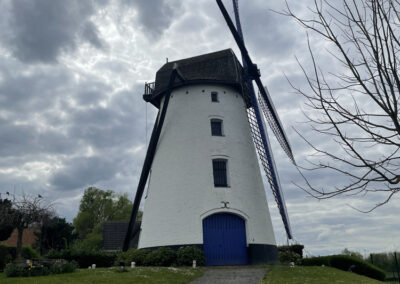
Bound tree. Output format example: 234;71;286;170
5;194;53;259
73;187;133;249
0;199;15;241
283;0;400;210
342;248;363;259
35;216;76;255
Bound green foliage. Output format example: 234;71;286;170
279;250;301;264
4;261;77;277
117;249;150;266
176;246;205;266
278;244;304;258
22;246;40;259
35;217;76;254
0;245;12;271
71;229;102;251
73;187;132;240
330;255;386;281
368;252;399;273
47;248;117;268
144;247;177;266
300;256;331;266
0;199;15;241
299;255;386;281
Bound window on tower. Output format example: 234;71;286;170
210;119;223;136
211;92;219;102
212;159;228;187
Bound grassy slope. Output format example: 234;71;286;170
263;266;389;284
0;267;203;284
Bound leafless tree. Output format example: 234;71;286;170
6;193;53;259
282;0;400;211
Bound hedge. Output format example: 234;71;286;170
300;256;331;266
116;246;206;267
330;255;386;281
0;245;12;271
278;244;304;258
299;255;386;281
4;261;77;277
116;249;150;266
47;249;117;268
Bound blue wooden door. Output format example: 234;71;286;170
203;213;248;265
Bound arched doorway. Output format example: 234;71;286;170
202;213;248;265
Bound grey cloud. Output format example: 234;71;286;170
5;0;105;63
122;0;182;39
49;156;119;190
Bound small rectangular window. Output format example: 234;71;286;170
211;92;218;102
211;119;223;136
213;159;228;187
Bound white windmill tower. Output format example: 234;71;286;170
123;0;295;265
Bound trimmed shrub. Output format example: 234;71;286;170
279;250;301;264
300;256;331;266
278;244;304;258
22;246;40;259
47;249;117;268
330;255;386;281
176;246;205;266
0;245;12;271
116;249;150;266
299;255;385;281
144;247;177;266
4;261;77;277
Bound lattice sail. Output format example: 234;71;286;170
258;88;295;164
247;105;292;239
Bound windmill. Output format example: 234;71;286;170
123;0;295;265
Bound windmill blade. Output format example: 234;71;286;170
258;87;295;163
123;68;179;251
216;0;294;163
227;0;293;240
247;106;293;239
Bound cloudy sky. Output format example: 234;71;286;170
0;0;398;256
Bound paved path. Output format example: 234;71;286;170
190;267;266;284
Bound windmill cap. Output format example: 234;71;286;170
144;49;251;108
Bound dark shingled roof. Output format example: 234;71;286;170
144;49;251;108
102;221;140;251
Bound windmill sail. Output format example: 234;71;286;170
247;105;293;239
123;67;182;251
217;0;294;239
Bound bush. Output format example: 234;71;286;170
279;250;301;264
176;246;205;266
278;244;304;258
330;255;386;281
0;245;12;271
300;256;331;266
116;249;150;266
299;255;386;281
47;249;117;268
22;246;40;259
4;261;77;277
144;247;177;266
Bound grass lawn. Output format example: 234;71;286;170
0;267;203;284
263;266;396;284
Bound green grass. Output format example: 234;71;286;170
0;267;203;284
263;266;393;284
